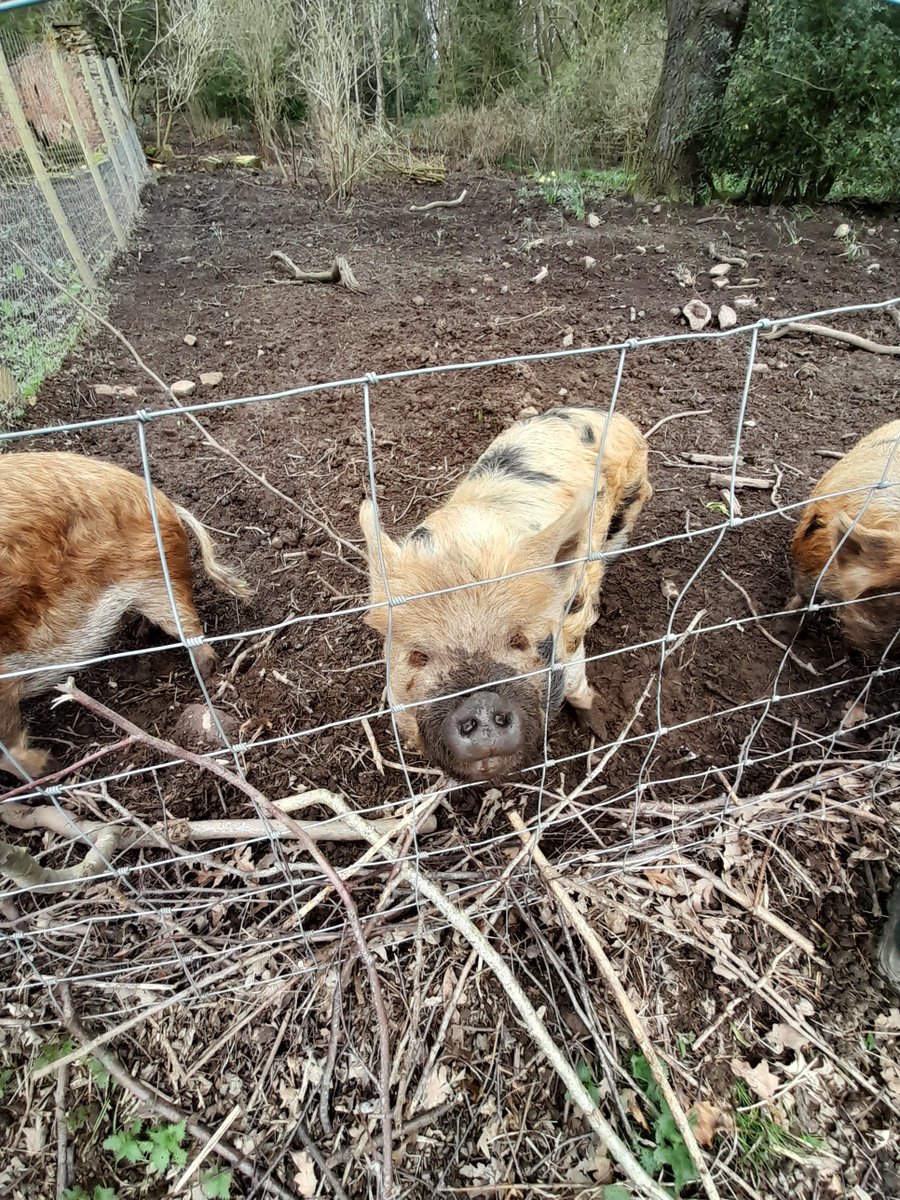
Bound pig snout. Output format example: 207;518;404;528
443;689;525;775
414;656;551;782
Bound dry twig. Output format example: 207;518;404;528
313;793;674;1200
507;811;721;1200
709;471;774;491
721;571;820;676
57;986;301;1200
644;409;711;439
53;681;396;1200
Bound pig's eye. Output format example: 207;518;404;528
408;650;429;669
508;632;529;653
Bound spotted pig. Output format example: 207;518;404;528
789;419;900;656
359;406;652;782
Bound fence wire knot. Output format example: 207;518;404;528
365;372;379;388
183;635;206;649
135;408;152;424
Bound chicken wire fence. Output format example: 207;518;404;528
1;291;898;986
0;19;149;419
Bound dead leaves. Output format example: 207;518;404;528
687;1099;730;1147
731;1057;780;1101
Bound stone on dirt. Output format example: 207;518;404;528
171;379;196;398
173;703;238;749
199;371;224;387
94;383;138;399
717;305;738;330
183;334;198;347
683;299;712;332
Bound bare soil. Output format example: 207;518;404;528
3;167;899;1199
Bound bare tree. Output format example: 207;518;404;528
224;0;293;150
296;0;364;201
151;0;221;150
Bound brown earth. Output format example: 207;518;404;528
3;168;900;1199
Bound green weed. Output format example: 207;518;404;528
631;1053;699;1197
732;1080;825;1181
103;1117;188;1173
63;1188;117;1200
532;167;634;220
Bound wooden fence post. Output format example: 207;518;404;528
0;39;96;295
95;56;143;195
106;56;146;176
48;39;127;250
78;53;131;212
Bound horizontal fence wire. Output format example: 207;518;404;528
1;290;899;1016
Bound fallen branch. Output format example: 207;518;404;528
0;795;436;853
721;571;820;676
685;452;742;467
0;825;119;894
267;251;365;293
762;321;900;356
57;986;301;1200
313;794;674;1200
644;409;711;439
709;471;774;491
507;811;720;1200
53;681;395;1200
409;188;467;212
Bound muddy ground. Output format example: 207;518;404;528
3;167;900;1198
15;168;900;822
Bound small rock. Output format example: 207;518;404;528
562;330;574;347
558;388;568;398
197;154;224;173
565;239;573;248
867;262;881;274
713;277;729;289
682;299;712;332
583;256;597;270
776;360;788;370
709;263;731;277
412;295;425;307
518;405;539;419
171;379;196;398
734;296;757;309
173;703;239;750
652;204;662;215
587;213;601;228
669;306;681;317
233;154;262;170
199;371;224;387
833;223;851;239
717;304;737;330
751;363;771;374
500;284;509;294
654;244;666;253
183;333;198;347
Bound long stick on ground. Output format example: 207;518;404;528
506;810;720;1200
312;794;673;1200
55;680;395;1200
409;189;467;212
762;321;900;355
57;986;301;1200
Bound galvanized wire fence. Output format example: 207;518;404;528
0;19;149;420
1;292;899;969
0;291;899;1198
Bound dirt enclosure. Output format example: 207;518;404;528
2;169;900;1199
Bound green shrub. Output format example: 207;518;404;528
716;0;900;203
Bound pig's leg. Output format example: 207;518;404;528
563;645;608;741
0;673;53;781
132;577;217;679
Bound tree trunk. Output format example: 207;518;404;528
639;0;749;199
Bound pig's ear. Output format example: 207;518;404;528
359;499;401;572
521;491;593;573
833;511;894;565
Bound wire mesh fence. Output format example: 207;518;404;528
1;239;899;1195
0;18;149;421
